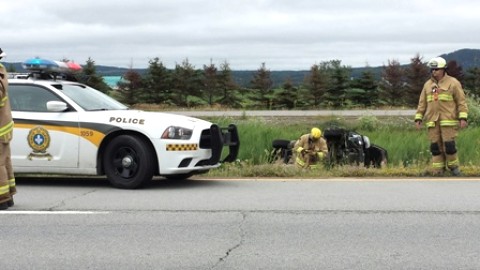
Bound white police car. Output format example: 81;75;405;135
9;58;239;188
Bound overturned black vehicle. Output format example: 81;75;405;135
271;127;388;168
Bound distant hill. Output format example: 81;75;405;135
440;48;480;70
3;48;479;87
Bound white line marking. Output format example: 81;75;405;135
0;211;109;215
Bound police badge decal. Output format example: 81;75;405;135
27;126;52;160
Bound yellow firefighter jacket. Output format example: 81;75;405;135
293;134;328;167
0;63;13;142
415;74;468;127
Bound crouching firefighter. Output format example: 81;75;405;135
415;57;468;176
293;127;328;169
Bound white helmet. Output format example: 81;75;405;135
427;57;447;69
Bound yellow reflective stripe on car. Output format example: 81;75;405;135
14;123;105;147
166;144;198;151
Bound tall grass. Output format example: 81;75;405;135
214;115;480;169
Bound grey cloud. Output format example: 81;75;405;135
2;0;480;70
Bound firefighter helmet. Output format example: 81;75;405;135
427;57;447;69
311;127;322;140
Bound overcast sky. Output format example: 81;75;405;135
1;0;479;70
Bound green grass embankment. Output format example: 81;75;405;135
207;115;480;177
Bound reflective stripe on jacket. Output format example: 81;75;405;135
415;74;468;126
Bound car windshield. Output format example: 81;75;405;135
59;83;128;111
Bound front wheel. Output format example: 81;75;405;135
103;135;155;189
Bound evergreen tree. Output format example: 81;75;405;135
304;64;328;107
7;64;16;73
324;60;350;108
250;62;273;109
171;58;202;107
117;68;143;106
202;60;220;106
379;59;404;106
465;67;480;98
274;78;298;109
446;60;464;85
349;68;378;107
217;60;241;108
79;57;111;94
141;57;172;104
404;54;430;107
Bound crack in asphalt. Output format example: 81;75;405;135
48;189;98;211
211;212;247;269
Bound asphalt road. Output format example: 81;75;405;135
2;176;480;269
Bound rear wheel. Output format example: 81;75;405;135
103;135;155;189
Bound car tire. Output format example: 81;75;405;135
103;135;155;189
272;139;291;149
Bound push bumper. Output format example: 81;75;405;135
202;124;240;165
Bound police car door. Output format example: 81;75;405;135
9;84;79;168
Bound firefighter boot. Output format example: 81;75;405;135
451;167;461;177
0;201;8;210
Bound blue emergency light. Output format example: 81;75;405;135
22;58;82;73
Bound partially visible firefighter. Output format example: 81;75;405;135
293;127;328;169
414;56;468;176
0;48;16;210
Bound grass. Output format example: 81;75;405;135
206;115;480;177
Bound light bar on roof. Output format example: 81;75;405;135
22;57;82;73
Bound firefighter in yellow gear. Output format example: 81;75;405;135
0;48;16;210
414;57;468;176
293;127;328;169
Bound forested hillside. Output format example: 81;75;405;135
4;48;479;87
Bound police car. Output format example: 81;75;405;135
9;58;240;189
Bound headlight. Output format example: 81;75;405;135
161;126;193;140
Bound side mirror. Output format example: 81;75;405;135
46;101;68;112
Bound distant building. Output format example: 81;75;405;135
103;76;124;89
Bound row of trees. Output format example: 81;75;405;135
77;55;480;109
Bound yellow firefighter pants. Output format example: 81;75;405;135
427;124;459;173
0;142;16;203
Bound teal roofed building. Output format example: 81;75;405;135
103;76;124;89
